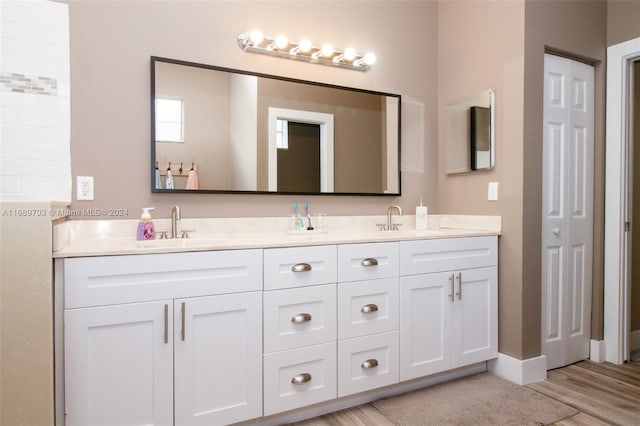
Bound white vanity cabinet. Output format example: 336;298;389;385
262;245;338;416
336;242;400;397
61;250;263;426
399;236;498;381
58;232;499;424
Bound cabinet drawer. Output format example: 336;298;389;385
264;245;337;290
63;249;263;309
337;242;399;282
400;236;497;276
337;331;399;397
263;284;336;353
263;342;337;416
337;278;398;340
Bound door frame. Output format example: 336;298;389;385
604;36;640;364
267;108;334;192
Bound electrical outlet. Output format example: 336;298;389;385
488;181;499;201
77;176;94;201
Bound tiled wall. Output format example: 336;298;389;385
0;0;70;202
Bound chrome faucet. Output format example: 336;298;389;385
171;205;181;239
387;205;403;231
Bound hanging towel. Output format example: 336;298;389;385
155;168;162;189
165;168;174;189
185;168;199;190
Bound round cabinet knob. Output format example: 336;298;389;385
291;373;312;385
553;228;560;236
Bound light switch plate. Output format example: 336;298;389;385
488;181;499;201
77;176;94;200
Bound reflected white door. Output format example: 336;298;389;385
542;53;594;370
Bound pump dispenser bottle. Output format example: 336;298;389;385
416;198;428;230
136;207;155;240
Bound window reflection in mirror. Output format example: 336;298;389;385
444;89;495;174
151;56;401;195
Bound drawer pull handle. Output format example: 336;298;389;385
361;258;378;267
361;303;379;314
291;373;312;385
291;313;312;324
361;359;379;369
292;263;312;273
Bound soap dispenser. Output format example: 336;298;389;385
416;198;428;230
136;207;155;240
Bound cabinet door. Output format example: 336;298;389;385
453;267;498;367
174;292;262;426
399;272;454;381
64;301;173;426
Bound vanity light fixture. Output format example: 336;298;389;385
237;31;376;72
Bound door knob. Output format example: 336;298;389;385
552;228;560;236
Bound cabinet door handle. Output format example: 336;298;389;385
361;303;379;314
449;274;455;301
361;359;379;369
291;313;312;324
181;302;186;341
163;304;169;344
456;272;462;300
291;263;312;273
361;258;378;267
291;373;312;385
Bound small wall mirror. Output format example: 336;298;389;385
151;56;401;195
444;89;495;174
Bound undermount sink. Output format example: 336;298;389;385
135;237;226;249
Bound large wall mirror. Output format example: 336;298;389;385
151;56;401;195
444;89;495;174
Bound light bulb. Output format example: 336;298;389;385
249;30;263;46
343;47;357;61
274;35;288;50
298;39;312;53
321;43;334;58
363;52;376;66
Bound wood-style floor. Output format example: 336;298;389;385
294;360;640;426
529;360;640;426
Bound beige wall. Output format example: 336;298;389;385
438;0;607;359
437;0;527;358
607;0;640;46
0;202;54;426
68;1;437;219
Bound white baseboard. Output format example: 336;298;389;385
631;330;640;351
590;339;607;362
487;353;547;385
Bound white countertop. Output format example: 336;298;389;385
53;214;501;258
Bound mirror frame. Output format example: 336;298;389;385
150;56;402;196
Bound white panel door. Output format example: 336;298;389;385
174;292;262;425
542;53;594;369
64;301;173;426
454;267;498;367
399;272;453;380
